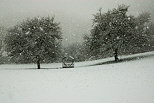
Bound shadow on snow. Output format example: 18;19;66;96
89;53;154;67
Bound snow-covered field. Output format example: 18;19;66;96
0;52;154;103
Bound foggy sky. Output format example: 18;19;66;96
0;0;154;46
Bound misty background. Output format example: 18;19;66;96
0;0;154;46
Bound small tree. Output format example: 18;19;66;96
148;23;154;51
0;27;7;56
63;43;87;62
5;17;62;69
0;28;3;54
133;12;151;53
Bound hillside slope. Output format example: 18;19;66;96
0;52;154;103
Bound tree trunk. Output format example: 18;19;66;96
114;48;119;62
37;58;41;69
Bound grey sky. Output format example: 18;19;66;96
0;0;154;46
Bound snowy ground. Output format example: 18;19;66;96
0;52;154;103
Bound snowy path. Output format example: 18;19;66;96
0;52;154;103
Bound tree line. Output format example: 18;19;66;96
0;4;154;68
